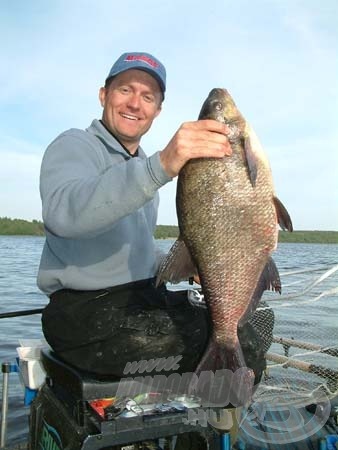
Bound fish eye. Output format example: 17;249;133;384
214;102;223;111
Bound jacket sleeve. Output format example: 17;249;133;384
40;131;171;238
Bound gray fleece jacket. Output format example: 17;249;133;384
37;119;172;295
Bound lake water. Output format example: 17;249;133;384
0;236;337;446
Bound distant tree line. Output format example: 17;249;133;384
154;225;179;239
0;217;44;235
278;230;338;244
154;226;338;244
0;217;337;243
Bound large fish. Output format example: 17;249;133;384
157;88;292;389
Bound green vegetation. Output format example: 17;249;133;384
278;230;338;244
154;226;338;244
0;217;44;236
154;225;179;239
0;218;337;243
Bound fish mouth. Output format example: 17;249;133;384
209;87;228;97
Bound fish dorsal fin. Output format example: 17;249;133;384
273;197;293;232
155;237;197;287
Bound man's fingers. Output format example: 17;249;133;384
188;143;232;158
160;120;233;178
183;120;229;135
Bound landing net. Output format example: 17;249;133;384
250;263;338;407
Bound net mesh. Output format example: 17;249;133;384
250;264;338;405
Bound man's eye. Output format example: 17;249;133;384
144;95;155;103
119;86;131;94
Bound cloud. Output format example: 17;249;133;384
0;0;337;230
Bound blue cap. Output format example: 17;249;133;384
106;52;166;97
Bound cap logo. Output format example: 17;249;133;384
125;54;159;69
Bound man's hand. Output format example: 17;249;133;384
160;120;232;178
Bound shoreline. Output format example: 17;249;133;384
0;218;337;244
0;233;337;245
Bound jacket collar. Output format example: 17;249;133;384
86;119;146;159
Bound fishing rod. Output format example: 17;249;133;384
266;351;338;384
273;336;338;358
0;308;44;319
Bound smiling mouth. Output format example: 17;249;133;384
120;113;139;121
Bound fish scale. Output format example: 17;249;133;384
178;153;276;340
157;88;292;404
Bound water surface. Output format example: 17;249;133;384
0;236;337;445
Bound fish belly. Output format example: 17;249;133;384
177;157;277;377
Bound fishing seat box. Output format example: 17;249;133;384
40;348;122;426
41;348;121;401
30;349;218;450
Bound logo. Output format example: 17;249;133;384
123;355;182;375
117;356;331;445
117;357;254;408
125;54;159;69
39;420;63;450
236;389;331;444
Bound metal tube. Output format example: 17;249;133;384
0;364;10;449
0;308;43;319
273;335;338;358
220;432;231;450
266;351;338;381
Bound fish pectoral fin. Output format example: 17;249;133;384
243;134;258;187
155;237;198;286
273;196;293;232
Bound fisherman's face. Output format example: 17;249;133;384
99;69;162;154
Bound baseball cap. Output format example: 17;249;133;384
106;52;166;97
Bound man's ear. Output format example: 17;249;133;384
99;87;106;107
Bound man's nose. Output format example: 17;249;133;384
127;93;141;109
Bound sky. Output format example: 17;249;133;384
0;0;337;230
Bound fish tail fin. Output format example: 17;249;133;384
195;337;247;373
193;338;254;406
225;340;247;371
194;338;225;374
226;342;255;406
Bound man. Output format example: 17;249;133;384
38;52;265;380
